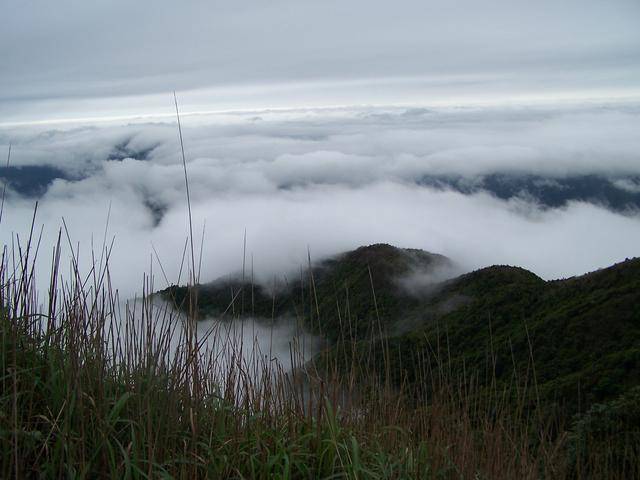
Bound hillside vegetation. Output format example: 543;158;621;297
164;244;640;420
3;239;638;478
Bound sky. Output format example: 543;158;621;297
1;0;640;123
1;1;640;301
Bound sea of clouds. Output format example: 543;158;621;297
2;101;640;300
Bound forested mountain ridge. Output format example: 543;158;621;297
160;245;640;417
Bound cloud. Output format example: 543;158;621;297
110;297;319;377
612;178;640;194
1;102;640;300
395;261;462;298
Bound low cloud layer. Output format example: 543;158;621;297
2;102;640;298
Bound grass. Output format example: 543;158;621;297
2;224;638;478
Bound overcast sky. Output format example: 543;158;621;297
2;0;639;123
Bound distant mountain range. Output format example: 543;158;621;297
417;173;640;213
3;166;640;217
161;243;640;420
0;139;156;197
0;165;72;196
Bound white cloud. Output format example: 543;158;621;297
1;102;640;300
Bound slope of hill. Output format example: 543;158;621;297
375;257;640;414
161;244;454;341
161;245;640;418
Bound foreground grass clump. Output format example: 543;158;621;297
1;236;637;478
0;245;421;478
0;301;536;477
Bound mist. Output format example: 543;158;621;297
125;296;321;377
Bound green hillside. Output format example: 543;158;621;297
161;244;453;341
161;245;640;418
5;241;639;478
360;256;640;415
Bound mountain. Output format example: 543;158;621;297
417;173;640;213
356;256;640;416
160;244;640;418
0;165;72;196
161;244;454;341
